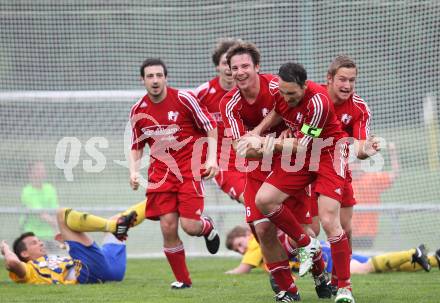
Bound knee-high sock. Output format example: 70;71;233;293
266;204;311;247
198;217;213;237
120;200;146;227
329;232;351;289
371;249;414;272
164;244;192;285
311;249;326;277
266;260;298;294
64;208;115;232
331;263;338;287
280;234;298;259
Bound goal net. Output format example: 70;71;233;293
0;1;439;257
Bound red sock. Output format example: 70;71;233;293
279;233;298;259
164;244;192;285
266;204;310;247
329;232;351;289
311;249;326;277
199;217;213;236
266;260;298;294
331;263;338;287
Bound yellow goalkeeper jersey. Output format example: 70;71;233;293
9;255;81;285
241;235;301;273
242;235;265;269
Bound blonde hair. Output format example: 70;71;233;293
327;55;357;78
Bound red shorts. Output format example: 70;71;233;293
309;170;356;217
244;176;311;225
267;150;347;203
146;168;204;220
213;169;246;201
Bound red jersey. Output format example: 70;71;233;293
274;80;347;164
194;77;235;170
322;85;371;140
220;74;285;181
130;87;216;179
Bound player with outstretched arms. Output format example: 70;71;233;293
129;58;220;289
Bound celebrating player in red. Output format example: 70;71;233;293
219;42;321;302
241;62;354;303
194;38;245;203
129;58;220;289
316;55;379;293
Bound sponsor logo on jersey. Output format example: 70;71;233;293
334;188;342;195
139;101;147;108
141;125;180;137
341;113;352;125
296;112;303;123
168;111;179;122
209;87;217;94
261;108;270;117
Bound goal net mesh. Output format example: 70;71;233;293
0;0;439;256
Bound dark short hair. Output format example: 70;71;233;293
327;54;357;77
13;232;35;262
278;62;307;87
211;38;241;67
226;42;260;68
140;58;168;78
225;225;248;250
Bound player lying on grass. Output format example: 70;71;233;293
0;201;145;284
226;225;439;275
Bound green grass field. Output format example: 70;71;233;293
1;257;439;302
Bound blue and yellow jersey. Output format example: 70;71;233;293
9;255;81;285
242;235;301;273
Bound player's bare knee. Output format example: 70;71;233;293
254;221;276;241
321;219;343;237
160;221;178;238
255;191;271;212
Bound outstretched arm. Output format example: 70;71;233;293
236;134;301;159
1;240;26;278
250;109;283;136
225;262;255;274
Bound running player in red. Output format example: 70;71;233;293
241;62;354;303
219;42;320;302
129;58;220;289
309;55;380;294
194;38;245;203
